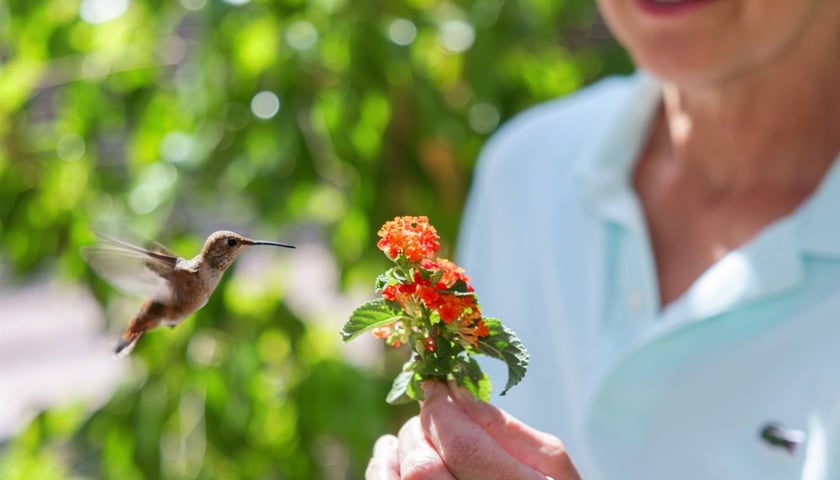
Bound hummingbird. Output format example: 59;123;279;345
81;230;295;357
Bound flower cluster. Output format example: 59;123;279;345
375;217;490;349
342;215;528;404
376;215;440;262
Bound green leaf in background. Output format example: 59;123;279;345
340;299;405;341
476;317;530;396
0;0;627;476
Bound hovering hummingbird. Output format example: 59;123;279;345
81;230;295;357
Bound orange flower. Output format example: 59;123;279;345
440;294;480;324
433;258;472;289
371;325;393;340
377;216;440;262
457;318;490;347
372;321;407;348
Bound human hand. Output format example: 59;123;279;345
366;381;580;480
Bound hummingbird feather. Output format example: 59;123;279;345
81;233;180;302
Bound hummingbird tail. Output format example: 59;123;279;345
114;330;144;358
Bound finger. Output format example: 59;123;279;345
397;416;456;480
366;435;400;480
421;382;548;480
448;382;579;479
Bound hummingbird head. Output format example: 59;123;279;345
201;230;295;272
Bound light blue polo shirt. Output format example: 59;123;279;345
458;72;840;480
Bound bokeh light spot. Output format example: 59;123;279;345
468;102;501;134
128;162;178;214
387;18;417;46
79;0;130;24
286;20;318;51
56;134;86;162
160;132;195;164
179;0;206;10
250;91;281;120
438;19;475;53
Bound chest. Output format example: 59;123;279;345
168;265;218;312
632;151;813;306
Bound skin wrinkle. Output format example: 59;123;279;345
397;417;454;480
448;384;575;476
420;383;558;480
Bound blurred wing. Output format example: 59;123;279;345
81;234;180;300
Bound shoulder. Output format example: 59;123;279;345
457;74;651;265
475;74;645;181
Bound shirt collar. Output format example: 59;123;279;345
795;152;840;258
570;71;840;319
571;71;662;227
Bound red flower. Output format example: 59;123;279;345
374;216;491;351
377;216;440;262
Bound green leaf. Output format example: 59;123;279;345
374;266;407;293
386;366;427;405
475;318;529;396
407;373;425;402
386;369;415;405
374;272;390;292
340;299;405;342
453;356;492;402
428;267;444;285
442;279;472;295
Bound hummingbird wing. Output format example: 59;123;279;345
81;233;181;301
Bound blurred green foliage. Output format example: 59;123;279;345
0;0;629;478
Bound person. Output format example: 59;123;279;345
367;0;840;478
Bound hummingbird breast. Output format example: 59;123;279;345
166;261;218;318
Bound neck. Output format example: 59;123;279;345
656;8;840;193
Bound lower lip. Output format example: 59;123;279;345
635;0;718;16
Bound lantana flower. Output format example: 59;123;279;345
342;215;529;404
376;215;440;262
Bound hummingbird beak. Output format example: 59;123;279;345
246;239;296;249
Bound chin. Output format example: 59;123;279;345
627;40;739;87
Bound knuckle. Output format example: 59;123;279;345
538;432;568;457
400;453;449;480
398;416;422;438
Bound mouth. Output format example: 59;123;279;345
636;0;718;15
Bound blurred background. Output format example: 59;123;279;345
0;0;630;478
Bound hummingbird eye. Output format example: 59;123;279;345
226;238;238;247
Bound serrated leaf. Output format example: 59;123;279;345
453;356;492;402
340;299;405;342
475;317;529;395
